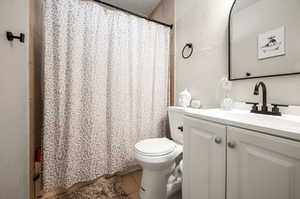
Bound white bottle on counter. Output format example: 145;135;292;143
178;89;192;108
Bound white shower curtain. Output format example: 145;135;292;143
42;0;170;191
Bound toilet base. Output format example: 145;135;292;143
139;163;175;199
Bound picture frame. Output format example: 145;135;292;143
258;26;285;59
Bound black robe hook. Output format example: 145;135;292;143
6;32;25;43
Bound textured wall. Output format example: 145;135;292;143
176;0;233;108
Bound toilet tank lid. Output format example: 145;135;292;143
168;106;186;113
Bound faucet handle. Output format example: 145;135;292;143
271;103;289;107
271;104;288;115
246;102;259;105
246;102;259;112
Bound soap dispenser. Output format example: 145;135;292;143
220;77;233;110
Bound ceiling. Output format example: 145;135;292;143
100;0;161;16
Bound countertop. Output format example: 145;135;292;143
183;108;300;142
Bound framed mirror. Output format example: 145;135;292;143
229;0;300;80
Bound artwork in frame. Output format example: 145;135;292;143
258;26;285;59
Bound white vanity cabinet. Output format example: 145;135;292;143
227;126;300;199
183;115;300;199
183;117;226;199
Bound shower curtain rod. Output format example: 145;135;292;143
91;0;173;29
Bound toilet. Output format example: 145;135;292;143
134;106;185;199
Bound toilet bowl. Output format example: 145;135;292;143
134;106;185;199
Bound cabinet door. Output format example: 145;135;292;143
227;126;300;199
183;116;226;199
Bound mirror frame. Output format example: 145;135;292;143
228;0;300;81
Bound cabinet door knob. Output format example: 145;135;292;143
228;141;236;149
214;137;222;144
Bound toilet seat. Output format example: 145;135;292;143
135;138;176;157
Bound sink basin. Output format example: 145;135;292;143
184;108;300;141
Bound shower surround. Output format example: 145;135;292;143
43;0;170;191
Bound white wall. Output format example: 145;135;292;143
150;0;174;25
231;76;300;106
175;0;300;107
0;0;30;198
176;0;233;108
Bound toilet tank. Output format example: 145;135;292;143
168;106;186;144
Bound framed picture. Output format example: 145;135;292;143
258;26;285;59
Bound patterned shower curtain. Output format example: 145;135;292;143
42;0;170;191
